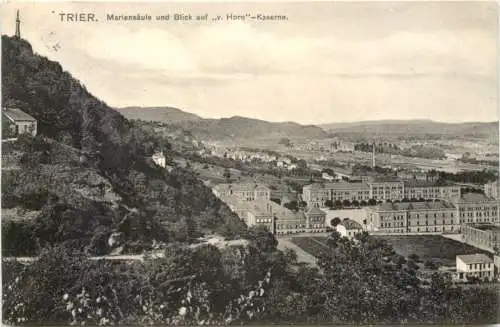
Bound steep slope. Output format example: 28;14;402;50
1;35;247;256
116;106;202;123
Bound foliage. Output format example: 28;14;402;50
1;35;247;254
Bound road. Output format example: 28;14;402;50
277;238;319;267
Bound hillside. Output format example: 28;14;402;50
1;35;247;256
174;115;327;140
116;106;327;140
116;106;202;123
321;120;499;141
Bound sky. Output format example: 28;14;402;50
1;1;499;124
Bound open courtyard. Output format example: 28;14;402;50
290;234;491;267
371;235;491;266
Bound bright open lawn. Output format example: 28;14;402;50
372;235;491;266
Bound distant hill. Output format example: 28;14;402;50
116;106;202;123
173;115;327;141
321;120;499;141
116;106;327;141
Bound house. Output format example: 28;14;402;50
365;201;458;234
152;151;166;168
305;206;326;232
336;219;363;239
456;253;494;282
2;107;37;137
212;183;271;201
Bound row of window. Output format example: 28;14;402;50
380;213;455;220
467;263;491;270
381;226;456;232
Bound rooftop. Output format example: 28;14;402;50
456;253;492;264
469;224;500;232
370;176;403;183
306;206;326;216
303;182;369;191
376;201;456;211
403;180;454;188
458;193;495;202
2;107;36;122
341;219;363;230
214;183;270;192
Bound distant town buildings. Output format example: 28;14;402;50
455;254;494;282
397;169;439;182
2;107;37;137
302;177;461;208
212;183;271;201
365;192;499;234
303;182;370;207
403;180;460;201
455;193;499;225
213;182;326;235
366;201;459;233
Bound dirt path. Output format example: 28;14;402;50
277;238;318;267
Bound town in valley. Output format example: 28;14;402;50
2;3;500;326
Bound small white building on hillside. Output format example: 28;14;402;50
456;253;494;281
2;107;37;137
152;151;166;168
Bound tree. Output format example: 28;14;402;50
334;200;343;208
408;253;421;262
342;199;351;207
330;217;341;227
324;199;334;208
424;258;440;270
351;200;360;207
278;138;292;147
223;168;231;182
284;200;299;212
246;225;278;253
368;198;377;206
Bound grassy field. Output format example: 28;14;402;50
372;235;491;266
290;237;330;259
291;235;491;267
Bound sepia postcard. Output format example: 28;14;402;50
0;1;499;325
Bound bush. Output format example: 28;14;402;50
424;258;440;270
408;253;420;262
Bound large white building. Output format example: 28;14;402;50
456;254;494;282
213;183;271;201
365;201;459;233
484;181;499;200
455;193;499;225
214;183;326;235
302;178;460;208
